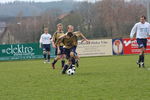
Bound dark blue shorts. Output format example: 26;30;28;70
71;46;77;56
137;38;147;48
43;44;51;51
64;46;77;59
55;46;65;55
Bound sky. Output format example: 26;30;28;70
0;0;91;3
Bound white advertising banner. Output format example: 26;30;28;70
77;39;113;57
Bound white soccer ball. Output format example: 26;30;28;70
67;69;75;75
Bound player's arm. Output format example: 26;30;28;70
54;34;66;46
49;35;52;44
52;39;56;48
130;23;137;41
58;34;67;39
52;33;56;48
80;33;89;43
148;24;150;37
39;35;43;48
74;31;90;43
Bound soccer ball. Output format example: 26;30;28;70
67;69;75;75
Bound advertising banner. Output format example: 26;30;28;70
123;38;150;54
77;39;113;57
0;43;56;61
112;39;124;55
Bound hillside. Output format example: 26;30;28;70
0;1;78;17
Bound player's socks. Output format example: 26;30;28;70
62;64;69;74
141;54;144;63
61;60;65;68
138;55;142;63
51;59;57;69
141;54;145;68
137;55;143;68
71;57;76;65
44;54;46;60
76;59;79;67
43;54;47;63
52;59;57;64
47;55;50;63
72;58;76;71
69;58;76;71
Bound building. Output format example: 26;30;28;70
0;22;16;44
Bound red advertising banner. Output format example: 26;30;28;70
123;38;150;54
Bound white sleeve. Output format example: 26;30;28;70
130;23;137;38
149;24;150;36
49;34;52;43
50;34;52;39
39;35;42;44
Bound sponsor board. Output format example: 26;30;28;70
123;38;150;54
112;39;124;55
0;43;56;61
77;39;113;57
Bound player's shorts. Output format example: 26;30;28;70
137;38;147;48
55;46;65;55
64;46;77;59
43;44;51;51
71;46;77;56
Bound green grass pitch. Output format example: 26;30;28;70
0;55;150;100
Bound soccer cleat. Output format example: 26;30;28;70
44;60;47;64
136;61;141;68
141;62;145;68
72;67;76;71
62;65;68;74
139;64;141;68
61;60;65;68
51;63;55;69
62;71;66;74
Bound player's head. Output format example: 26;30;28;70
57;23;63;31
140;16;146;23
67;25;74;32
44;28;48;33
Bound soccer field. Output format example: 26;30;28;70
0;55;150;100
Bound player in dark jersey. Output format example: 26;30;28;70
51;23;65;69
57;25;89;74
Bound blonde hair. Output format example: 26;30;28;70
44;28;48;31
67;25;74;29
57;23;63;27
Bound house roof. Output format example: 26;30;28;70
58;13;68;19
0;22;6;28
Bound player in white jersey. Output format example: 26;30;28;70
39;28;52;63
130;16;150;68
